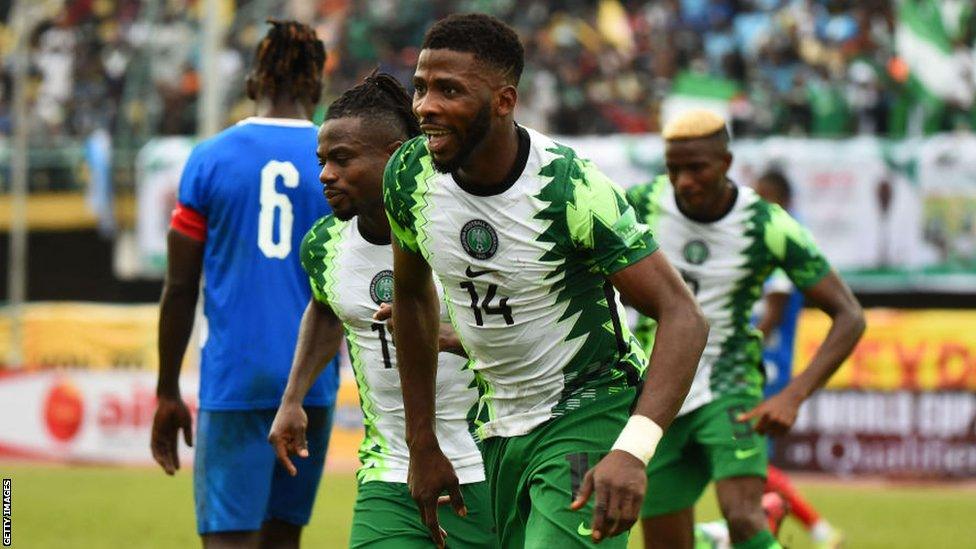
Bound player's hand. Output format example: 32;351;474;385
373;303;394;330
738;390;803;436
570;449;646;543
268;402;309;477
408;442;466;548
151;396;193;475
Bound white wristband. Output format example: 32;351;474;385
611;415;663;466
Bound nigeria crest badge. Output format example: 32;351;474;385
369;270;394;304
682;239;709;265
460;219;498;260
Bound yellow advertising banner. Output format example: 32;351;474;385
794;309;976;391
0;303;197;371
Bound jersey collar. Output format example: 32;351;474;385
451;124;530;197
237;116;315;128
674;180;740;224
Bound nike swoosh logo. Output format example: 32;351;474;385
465;266;496;278
577;522;593;536
734;447;761;460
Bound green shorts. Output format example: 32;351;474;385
480;388;637;549
349;480;497;548
641;394;767;518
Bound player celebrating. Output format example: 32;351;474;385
151;20;339;549
625;110;865;549
384;14;709;548
267;73;496;548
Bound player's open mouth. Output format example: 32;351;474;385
423;127;453;155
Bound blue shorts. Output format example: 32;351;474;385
193;406;334;534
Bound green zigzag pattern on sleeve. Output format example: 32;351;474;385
764;204;831;289
382;136;427;254
532;143;641;418
300;214;344;304
624;175;667;234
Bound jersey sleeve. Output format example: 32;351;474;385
300;215;337;305
624;179;656;219
176;144;212;216
383;138;425;255
566;158;658;275
763;205;831;289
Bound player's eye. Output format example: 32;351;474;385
413;83;426;96
443;86;458;97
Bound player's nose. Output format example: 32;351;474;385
674;171;698;193
413;92;439;120
319;164;339;186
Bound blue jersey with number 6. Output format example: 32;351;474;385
177;117;339;410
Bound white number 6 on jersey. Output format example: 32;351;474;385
258;160;299;259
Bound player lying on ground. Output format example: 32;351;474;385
267;73;497;548
151;20;340;549
625;110;865;549
384;13;709;548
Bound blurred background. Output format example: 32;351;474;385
0;0;974;547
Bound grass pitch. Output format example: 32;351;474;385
4;463;975;548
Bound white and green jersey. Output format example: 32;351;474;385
626;176;831;415
300;215;484;484
384;127;657;440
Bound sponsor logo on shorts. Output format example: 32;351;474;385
577;521;593;537
460;219;498;260
369;270;394;305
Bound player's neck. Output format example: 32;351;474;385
679;180;738;223
454;121;521;189
357;207;392;246
254;98;311;121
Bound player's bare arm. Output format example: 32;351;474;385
269;298;343;476
572;250;708;541
391;239;466;548
740;271;865;435
152;229;203;475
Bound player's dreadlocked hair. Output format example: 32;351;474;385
247;19;326;105
422;13;524;85
325;71;421;140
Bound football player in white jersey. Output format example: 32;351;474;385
267;73;496;548
384;14;709;548
625;110;865;549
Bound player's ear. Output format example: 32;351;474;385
495;84;518;118
721;150;733;173
385;139;404;155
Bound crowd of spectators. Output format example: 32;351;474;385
2;0;974;142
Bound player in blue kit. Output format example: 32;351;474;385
151;20;340;549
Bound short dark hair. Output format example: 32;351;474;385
757;170;793;202
249;19;326;105
325;71;421;140
422;13;524;84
